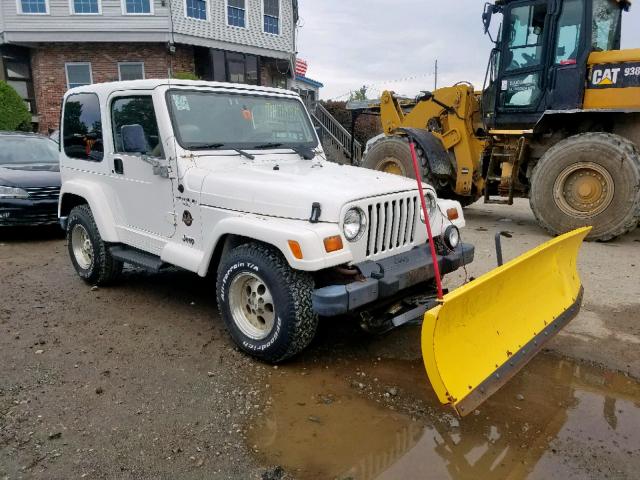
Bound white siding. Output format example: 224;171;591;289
0;0;295;57
172;0;295;54
2;0;170;36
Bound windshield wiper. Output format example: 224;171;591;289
252;142;284;149
187;143;255;160
253;142;315;160
287;144;315;160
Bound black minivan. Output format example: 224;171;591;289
0;131;61;227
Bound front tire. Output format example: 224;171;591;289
67;205;123;285
362;135;477;207
216;243;318;363
529;133;640;241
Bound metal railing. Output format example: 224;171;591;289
310;103;363;165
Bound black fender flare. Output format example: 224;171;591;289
398;127;455;179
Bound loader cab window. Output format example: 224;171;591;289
555;0;585;64
592;0;622;51
499;2;549;110
505;3;548;71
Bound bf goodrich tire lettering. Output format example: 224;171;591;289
216;243;318;363
530;132;640;241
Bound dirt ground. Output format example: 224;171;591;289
1;200;639;480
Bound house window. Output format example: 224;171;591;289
19;0;48;13
118;62;145;80
1;46;36;113
65;63;93;89
124;0;151;14
227;0;245;27
263;0;279;34
72;0;100;14
185;0;206;19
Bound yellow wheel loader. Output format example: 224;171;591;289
351;0;640;241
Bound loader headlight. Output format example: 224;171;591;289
444;225;460;249
343;207;367;242
420;192;438;223
0;186;29;199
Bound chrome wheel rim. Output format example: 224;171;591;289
71;224;93;270
553;162;615;218
228;272;275;341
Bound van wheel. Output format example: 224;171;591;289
216;243;318;363
67;205;123;285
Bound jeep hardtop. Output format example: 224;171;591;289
58;79;474;362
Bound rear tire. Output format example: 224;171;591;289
361;135;477;207
529;133;640;241
216;243;318;363
67;205;123;285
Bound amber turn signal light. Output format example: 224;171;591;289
323;235;343;253
447;208;459;220
288;240;303;260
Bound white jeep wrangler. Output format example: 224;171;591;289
58;80;474;362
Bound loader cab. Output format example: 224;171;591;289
483;0;627;129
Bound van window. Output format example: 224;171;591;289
62;93;103;161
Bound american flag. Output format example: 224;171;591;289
295;58;308;76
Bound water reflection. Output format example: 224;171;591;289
250;355;640;480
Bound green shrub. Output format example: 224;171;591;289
0;81;32;131
173;71;200;81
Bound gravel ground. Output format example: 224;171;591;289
1;200;639;479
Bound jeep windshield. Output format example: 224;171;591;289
167;90;318;152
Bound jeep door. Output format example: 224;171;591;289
106;92;176;239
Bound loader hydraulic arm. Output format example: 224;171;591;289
379;86;487;196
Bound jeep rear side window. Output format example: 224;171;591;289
111;96;164;158
63;93;104;162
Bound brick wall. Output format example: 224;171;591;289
31;43;194;133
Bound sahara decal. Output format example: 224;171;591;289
589;62;640;89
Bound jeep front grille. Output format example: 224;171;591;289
365;195;419;257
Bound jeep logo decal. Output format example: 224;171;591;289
182;234;195;246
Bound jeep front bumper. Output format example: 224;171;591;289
312;243;474;317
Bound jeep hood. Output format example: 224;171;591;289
196;156;420;223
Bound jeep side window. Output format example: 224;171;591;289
63;93;103;161
111;96;164;158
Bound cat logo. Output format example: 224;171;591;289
592;67;621;86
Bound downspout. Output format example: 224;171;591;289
290;0;299;87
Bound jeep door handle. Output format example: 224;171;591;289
114;157;124;175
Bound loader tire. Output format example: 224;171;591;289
362;135;476;207
529;132;640;241
216;242;318;363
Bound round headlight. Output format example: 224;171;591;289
420;192;438;223
343;207;366;242
444;225;460;249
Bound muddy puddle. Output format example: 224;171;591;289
249;348;640;479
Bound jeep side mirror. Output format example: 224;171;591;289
121;124;147;154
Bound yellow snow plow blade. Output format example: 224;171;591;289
422;227;591;416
